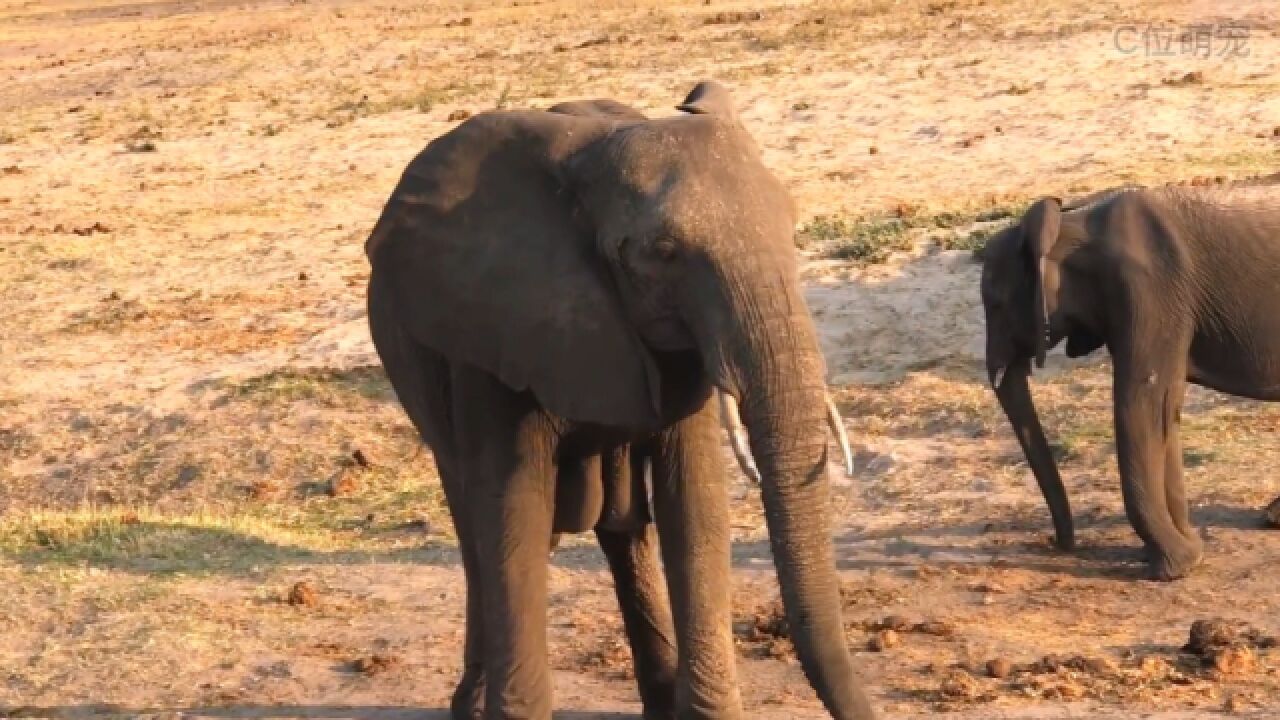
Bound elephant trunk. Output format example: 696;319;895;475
991;357;1075;550
715;269;876;720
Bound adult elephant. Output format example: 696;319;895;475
981;185;1280;582
365;81;875;719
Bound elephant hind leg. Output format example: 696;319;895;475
445;464;486;720
596;515;678;719
554;452;604;533
453;365;557;720
367;277;485;718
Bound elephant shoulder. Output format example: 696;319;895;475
1091;190;1182;278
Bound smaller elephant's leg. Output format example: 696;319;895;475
1113;347;1203;581
454;367;556;720
1161;379;1200;545
597;518;678;720
651;396;743;719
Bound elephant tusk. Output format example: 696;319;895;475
824;393;855;478
718;391;761;484
990;366;1008;390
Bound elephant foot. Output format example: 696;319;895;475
639;683;677;720
1145;538;1204;582
672;688;744;720
450;666;485;720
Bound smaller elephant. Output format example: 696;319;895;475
981;186;1280;581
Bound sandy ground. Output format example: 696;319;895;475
3;0;1280;718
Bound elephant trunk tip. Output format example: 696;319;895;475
989;365;1008;390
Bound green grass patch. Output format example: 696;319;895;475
931;201;1029;259
938;225;999;259
0;475;452;575
227;367;392;407
0;508;344;574
798;199;1031;263
1182;448;1218;468
799;214;913;263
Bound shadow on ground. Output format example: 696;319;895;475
4;501;1271;580
0;521;462;575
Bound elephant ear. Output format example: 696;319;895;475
365;111;662;429
1022;197;1063;368
675;80;738;120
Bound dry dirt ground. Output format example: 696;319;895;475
3;0;1280;718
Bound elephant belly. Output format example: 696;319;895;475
1189;333;1280;402
553;445;650;534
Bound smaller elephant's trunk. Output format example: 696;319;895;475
991;357;1075;550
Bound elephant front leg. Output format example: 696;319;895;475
1161;379;1201;547
456;369;556;720
651;398;743;719
1113;355;1203;581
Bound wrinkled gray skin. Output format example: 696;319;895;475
366;82;875;719
982;186;1280;581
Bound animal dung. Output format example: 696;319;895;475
985;657;1013;678
287;581;319;608
867;629;899;652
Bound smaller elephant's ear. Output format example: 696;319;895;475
1022;197;1063;368
675;80;738;120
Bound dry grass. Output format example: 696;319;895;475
2;0;1280;717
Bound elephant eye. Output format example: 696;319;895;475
652;238;679;261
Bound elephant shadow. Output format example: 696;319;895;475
827;520;1147;580
807;501;1274;581
0;520;465;577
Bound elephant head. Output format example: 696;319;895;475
366;81;872;719
981;197;1076;550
